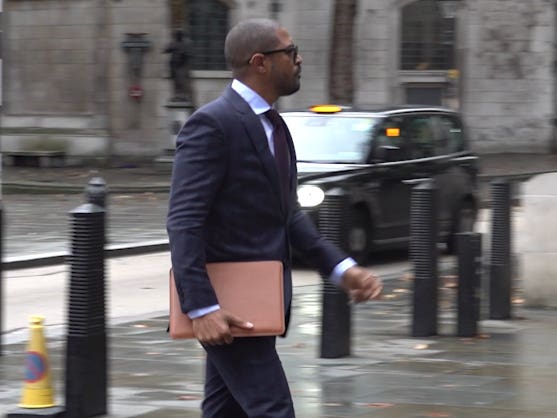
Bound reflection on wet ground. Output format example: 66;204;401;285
1;278;556;417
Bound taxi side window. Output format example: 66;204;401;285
372;119;408;162
437;115;465;153
406;116;435;159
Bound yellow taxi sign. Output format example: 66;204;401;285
309;104;343;114
386;127;400;137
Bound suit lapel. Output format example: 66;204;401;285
241;112;284;202
223;86;284;211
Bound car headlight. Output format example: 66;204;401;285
297;185;325;208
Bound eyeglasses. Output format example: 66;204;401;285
248;44;299;64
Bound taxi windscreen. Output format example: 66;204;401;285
282;115;378;163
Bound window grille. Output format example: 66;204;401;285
400;0;456;71
189;0;229;71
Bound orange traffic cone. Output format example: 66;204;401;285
7;316;65;418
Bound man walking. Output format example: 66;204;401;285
167;18;383;418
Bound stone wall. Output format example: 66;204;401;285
1;0;556;158
520;173;557;308
461;0;555;153
277;0;334;110
355;0;393;106
1;0;172;159
107;0;170;157
0;0;4;106
3;0;97;115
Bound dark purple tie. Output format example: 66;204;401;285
265;109;290;205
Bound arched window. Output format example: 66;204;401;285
400;0;456;71
188;0;229;71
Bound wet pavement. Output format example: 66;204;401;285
2;272;557;417
0;152;557;417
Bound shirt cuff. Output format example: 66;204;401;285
187;304;221;319
330;257;357;286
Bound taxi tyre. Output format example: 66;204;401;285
346;208;372;264
446;200;477;254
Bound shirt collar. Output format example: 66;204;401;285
231;79;272;116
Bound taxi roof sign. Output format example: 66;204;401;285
309;104;343;114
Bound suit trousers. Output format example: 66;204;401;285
201;336;295;418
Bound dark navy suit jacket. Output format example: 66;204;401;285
167;85;347;322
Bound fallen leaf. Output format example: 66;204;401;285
291;343;306;349
177;394;201;401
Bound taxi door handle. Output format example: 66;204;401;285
402;177;431;185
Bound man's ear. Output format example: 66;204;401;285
249;54;267;74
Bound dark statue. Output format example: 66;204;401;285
164;29;193;103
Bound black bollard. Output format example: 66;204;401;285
85;176;108;209
65;203;107;418
318;192;351;358
457;232;482;337
489;178;512;319
410;180;439;337
85;176;108;244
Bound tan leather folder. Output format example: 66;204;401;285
169;260;285;339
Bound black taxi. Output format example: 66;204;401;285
283;105;478;263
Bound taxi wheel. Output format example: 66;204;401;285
346;209;371;264
447;201;476;254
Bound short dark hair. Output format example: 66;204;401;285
224;18;281;71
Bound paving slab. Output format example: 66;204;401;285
2;153;557;416
2;279;557;418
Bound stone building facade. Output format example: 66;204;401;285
460;0;555;153
0;0;3;107
1;0;170;160
0;0;555;160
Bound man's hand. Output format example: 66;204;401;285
192;309;253;345
340;265;383;303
